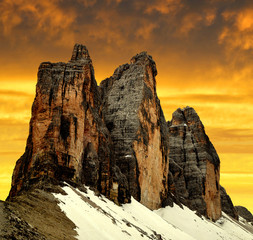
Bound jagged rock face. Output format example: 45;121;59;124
168;107;221;221
235;206;253;223
8;44;130;204
100;52;170;210
220;186;238;220
8;44;225;221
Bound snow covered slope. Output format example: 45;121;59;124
54;185;253;240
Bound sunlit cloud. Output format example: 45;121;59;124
0;89;33;97
136;23;157;40
0;0;77;45
0;0;253;212
161;94;248;104
204;8;216;26
145;0;183;14
78;0;97;7
220;6;253;51
179;12;203;35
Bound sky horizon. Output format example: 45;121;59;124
0;0;252;213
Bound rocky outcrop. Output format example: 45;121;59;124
235;206;253;224
8;44;130;204
0;201;46;240
168;107;221;221
100;52;170;210
1;185;77;240
220;186;238;220
8;44;226;221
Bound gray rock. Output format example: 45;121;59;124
168;107;221;221
235;206;253;223
100;52;171;209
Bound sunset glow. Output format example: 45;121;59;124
0;0;252;212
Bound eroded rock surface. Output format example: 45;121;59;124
0;201;46;240
168;107;221;221
100;52;170;209
1;185;78;240
8;44;130;204
8;44;228;222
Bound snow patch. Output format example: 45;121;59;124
54;185;253;240
155;205;253;240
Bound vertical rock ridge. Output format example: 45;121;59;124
8;45;130;205
100;52;170;210
8;45;228;222
168;107;221;220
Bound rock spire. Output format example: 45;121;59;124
168;107;221;220
8;44;130;204
8;44;235;222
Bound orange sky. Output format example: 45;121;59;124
0;0;252;213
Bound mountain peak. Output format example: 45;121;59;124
130;51;157;77
70;43;90;61
8;44;235;222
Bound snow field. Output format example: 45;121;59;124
54;185;253;240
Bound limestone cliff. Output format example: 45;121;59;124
168;107;221;221
8;44;229;222
100;52;170;210
8;44;130;204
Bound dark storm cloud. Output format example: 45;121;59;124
1;0;253;88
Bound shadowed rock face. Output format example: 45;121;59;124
100;52;170;210
8;44;130;204
220;186;238;220
235;206;253;223
168;107;221;221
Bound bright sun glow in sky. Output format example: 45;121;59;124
0;0;252;213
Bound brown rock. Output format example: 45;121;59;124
8;44;130;204
8;45;225;222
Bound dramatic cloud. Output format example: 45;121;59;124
220;4;253;51
145;0;183;14
0;0;76;44
0;0;253;211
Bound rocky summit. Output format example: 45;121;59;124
8;44;235;219
100;52;170;209
2;44;251;239
8;44;130;205
168;107;221;220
